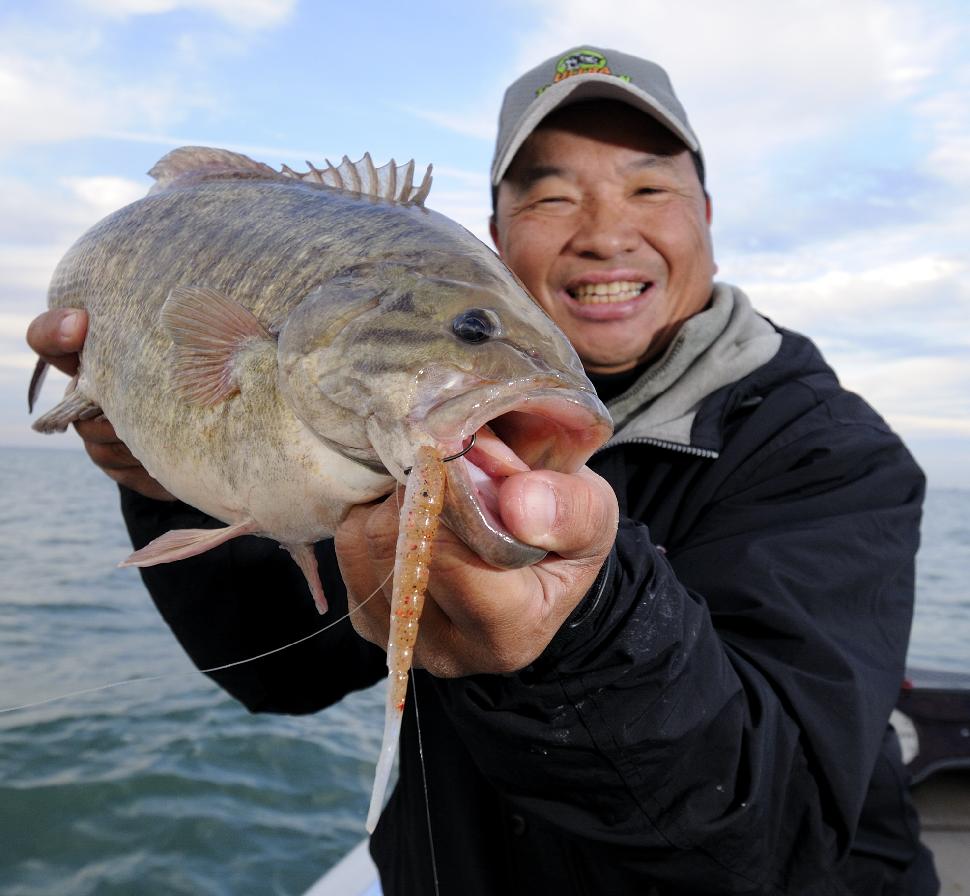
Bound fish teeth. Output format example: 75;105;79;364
569;281;646;304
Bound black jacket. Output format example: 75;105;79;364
121;327;937;895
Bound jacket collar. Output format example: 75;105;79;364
603;283;782;455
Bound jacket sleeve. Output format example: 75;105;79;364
119;487;386;714
433;388;925;892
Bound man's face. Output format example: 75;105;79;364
490;102;716;374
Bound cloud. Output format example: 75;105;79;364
98;129;351;167
914;62;970;189
0;352;36;372
0;313;46;400
893;416;970;437
425;189;493;244
0;41;201;151
73;0;296;29
0;313;38;345
508;0;945;150
0;174;147;263
0;246;67;298
839;355;970;457
399;104;497;142
61;176;148;218
0;173;149;394
0;49;114;146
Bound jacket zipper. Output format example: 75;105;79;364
596;436;719;459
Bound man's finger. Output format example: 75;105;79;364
26;309;88;375
75;415;120;445
497;467;618;561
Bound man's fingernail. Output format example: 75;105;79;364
520;478;557;540
59;312;80;340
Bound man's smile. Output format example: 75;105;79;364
566;280;648;304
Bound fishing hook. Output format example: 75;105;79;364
403;432;476;476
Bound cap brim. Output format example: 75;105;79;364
491;74;700;186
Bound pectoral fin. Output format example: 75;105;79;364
120;519;259;567
161;286;275;407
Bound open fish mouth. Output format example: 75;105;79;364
421;379;612;568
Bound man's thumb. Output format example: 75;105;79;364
498;468;617;560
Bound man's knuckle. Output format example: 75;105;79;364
424;654;462;679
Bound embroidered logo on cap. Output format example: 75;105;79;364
536;49;631;95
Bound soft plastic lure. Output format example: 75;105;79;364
366;445;446;832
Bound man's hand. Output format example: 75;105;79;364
26;308;175;501
334;466;618;677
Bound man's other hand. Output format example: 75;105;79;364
26;308;175;501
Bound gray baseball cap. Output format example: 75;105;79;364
490;46;702;187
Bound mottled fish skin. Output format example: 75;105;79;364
37;148;612;582
47;178;410;537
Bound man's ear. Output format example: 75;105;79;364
489;216;503;258
706;195;719;275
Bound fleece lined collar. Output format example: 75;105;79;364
603;283;782;453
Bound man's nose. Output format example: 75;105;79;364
567;200;641;259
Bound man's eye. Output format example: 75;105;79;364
530;195;574;213
635;186;662;196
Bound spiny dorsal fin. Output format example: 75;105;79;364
148;147;280;194
280;153;433;206
148;146;433;206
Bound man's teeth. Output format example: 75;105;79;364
569;281;646;304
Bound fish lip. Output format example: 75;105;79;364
419;377;609;449
440;457;547;569
417;378;612;569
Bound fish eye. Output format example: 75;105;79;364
451;309;496;344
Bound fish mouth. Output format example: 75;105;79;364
420;379;612;568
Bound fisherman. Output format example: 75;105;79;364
27;46;938;894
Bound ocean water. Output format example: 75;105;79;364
0;444;967;894
0;447;383;896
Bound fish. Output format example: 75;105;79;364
28;146;613;829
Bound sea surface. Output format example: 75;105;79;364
0;444;967;895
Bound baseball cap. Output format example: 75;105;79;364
490;46;702;187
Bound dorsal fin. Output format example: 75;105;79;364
148;147;280;194
280;153;433;206
148;146;433;206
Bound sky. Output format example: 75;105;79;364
1;0;968;487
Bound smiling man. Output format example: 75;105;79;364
27;46;938;895
490;100;716;374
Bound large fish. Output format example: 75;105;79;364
29;146;613;829
30;146;611;590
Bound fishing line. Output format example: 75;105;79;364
5;448;459;717
0;571;392;716
410;671;441;896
